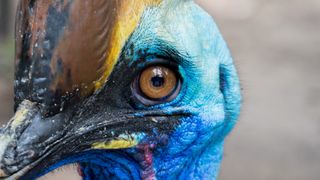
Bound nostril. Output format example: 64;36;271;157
20;150;36;159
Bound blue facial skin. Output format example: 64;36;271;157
30;1;241;179
131;2;241;179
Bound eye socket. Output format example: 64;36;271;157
133;65;181;106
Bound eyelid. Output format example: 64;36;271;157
132;58;180;82
142;58;180;70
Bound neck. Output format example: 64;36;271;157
47;139;224;180
141;117;226;179
152;134;224;179
123;140;224;180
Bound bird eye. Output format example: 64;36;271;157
132;65;181;106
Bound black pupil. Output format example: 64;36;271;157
151;76;165;87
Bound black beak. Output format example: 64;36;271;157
0;96;179;179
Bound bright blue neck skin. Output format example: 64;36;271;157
153;117;226;179
33;1;241;179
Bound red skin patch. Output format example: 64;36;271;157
76;164;83;177
137;144;156;180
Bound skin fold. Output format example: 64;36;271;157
0;0;241;179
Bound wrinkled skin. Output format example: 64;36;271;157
0;0;241;179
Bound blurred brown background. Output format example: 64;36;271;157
0;0;319;180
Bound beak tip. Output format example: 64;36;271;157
0;169;8;178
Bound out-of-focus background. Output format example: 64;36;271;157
0;0;319;179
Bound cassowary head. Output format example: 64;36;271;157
0;0;241;179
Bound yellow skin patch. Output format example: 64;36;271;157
92;139;138;150
92;133;143;150
95;0;162;90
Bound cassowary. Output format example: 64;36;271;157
0;0;241;179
